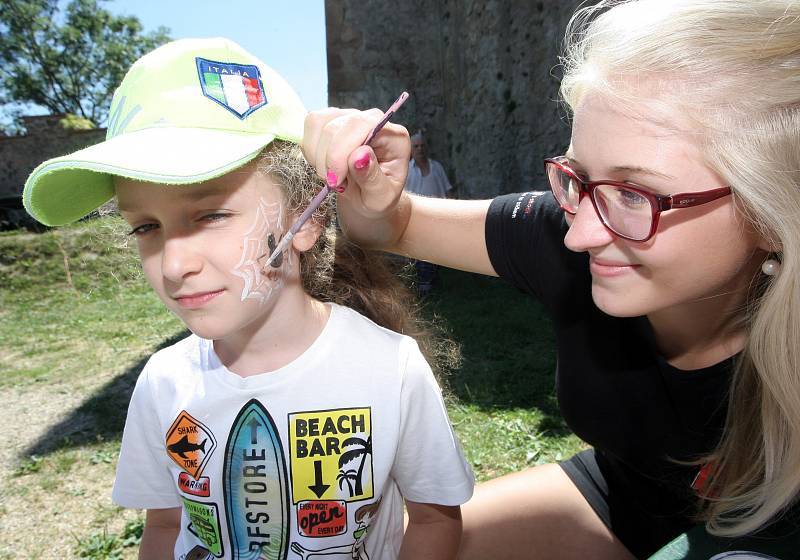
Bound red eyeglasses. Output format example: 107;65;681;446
544;156;732;242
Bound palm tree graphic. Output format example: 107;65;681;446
338;435;372;496
337;468;358;497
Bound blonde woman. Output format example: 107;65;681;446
301;1;800;558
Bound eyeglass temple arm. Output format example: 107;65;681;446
658;187;732;211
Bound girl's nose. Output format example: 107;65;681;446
161;235;203;282
563;195;615;252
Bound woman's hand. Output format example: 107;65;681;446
302;107;495;275
301;108;412;249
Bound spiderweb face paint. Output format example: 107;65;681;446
231;197;289;302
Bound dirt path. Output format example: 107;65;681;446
0;381;137;559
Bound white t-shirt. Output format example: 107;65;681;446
113;304;473;560
404;159;453;198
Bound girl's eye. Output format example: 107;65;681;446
127;223;158;236
200;213;230;223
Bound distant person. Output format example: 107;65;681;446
404;131;454;296
404;130;454;199
22;38;472;559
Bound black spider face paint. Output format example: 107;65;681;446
267;233;283;268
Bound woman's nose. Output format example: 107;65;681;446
563;195;615;252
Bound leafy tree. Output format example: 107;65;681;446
0;0;170;132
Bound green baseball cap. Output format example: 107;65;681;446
23;37;307;226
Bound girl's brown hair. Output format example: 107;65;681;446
258;141;459;378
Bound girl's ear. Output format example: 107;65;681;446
290;217;323;253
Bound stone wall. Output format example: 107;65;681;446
325;0;590;198
0;115;105;200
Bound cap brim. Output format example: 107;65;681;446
23;127;279;226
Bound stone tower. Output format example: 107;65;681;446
325;0;590;198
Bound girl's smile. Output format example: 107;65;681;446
173;289;226;309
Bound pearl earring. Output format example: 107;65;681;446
762;258;781;276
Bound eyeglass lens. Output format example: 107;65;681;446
547;164;653;241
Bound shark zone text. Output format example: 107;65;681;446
165;411;217;480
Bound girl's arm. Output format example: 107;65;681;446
399;501;462;560
139;507;181;560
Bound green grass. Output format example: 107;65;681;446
0;217;584;556
0;219;183;390
74;518;143;560
423;269;584;480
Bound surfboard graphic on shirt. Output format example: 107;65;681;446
223;399;289;560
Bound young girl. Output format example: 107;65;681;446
300;1;800;559
22;38;473;560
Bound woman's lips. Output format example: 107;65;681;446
589;257;640;277
174;289;224;309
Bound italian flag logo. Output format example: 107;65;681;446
196;57;267;119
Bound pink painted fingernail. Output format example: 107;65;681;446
354;152;371;170
326;169;338;188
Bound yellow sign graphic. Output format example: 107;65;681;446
289;408;373;504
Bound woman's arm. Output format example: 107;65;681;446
302;109;497;276
396;194;495;275
139;507;181;560
400;501;462;560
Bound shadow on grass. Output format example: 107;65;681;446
23;329;191;458
424;268;570;436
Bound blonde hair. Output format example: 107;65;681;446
560;0;800;536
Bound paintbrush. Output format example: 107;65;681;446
259;91;410;269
